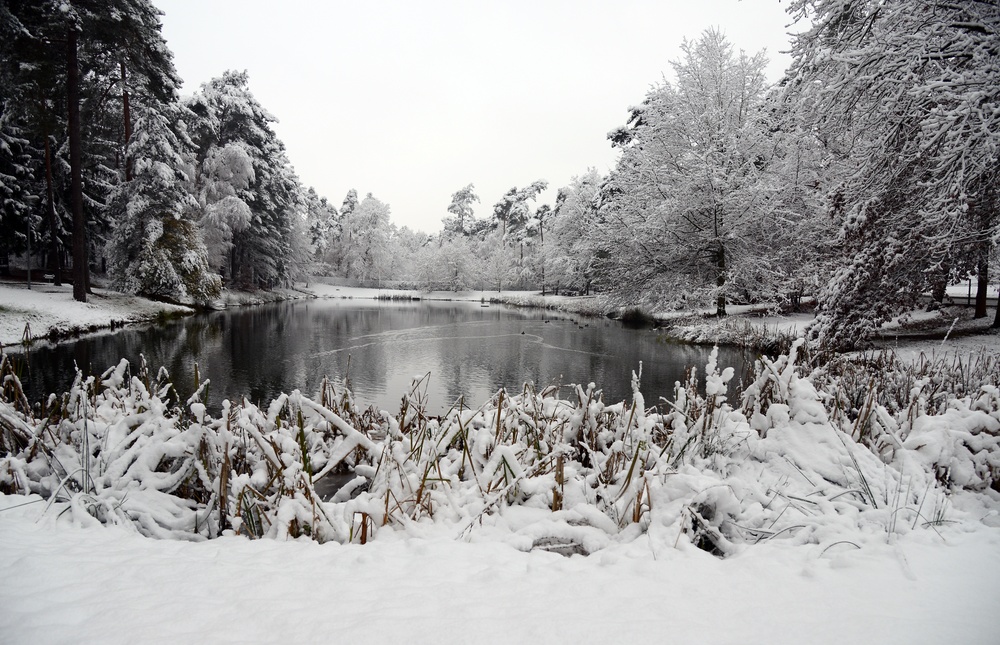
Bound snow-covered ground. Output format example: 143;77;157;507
1;495;998;645
0;282;191;347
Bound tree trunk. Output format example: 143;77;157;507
121;60;133;182
67;25;87;303
929;268;948;310
974;254;988;319
715;245;727;317
993;285;1000;329
44;136;62;286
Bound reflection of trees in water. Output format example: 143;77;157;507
16;300;746;414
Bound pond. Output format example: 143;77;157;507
11;298;748;414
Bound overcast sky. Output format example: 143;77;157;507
154;0;801;234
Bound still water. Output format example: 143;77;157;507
12;299;746;413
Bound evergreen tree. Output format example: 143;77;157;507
186;71;299;289
106;103;219;302
1;0;182;300
443;183;479;238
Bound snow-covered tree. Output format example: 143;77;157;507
302;186;338;262
598;29;774;315
106;104;219;302
1;0;183;300
195;142;254;273
185;71;300;289
339;193;393;282
443;183;479;238
785;0;1000;346
491;180;547;242
478;231;517;292
547;169;604;295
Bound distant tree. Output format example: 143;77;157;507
478;231;516;292
443;183;479;237
339;193;393;282
385;225;430;285
785;0;1000;346
340;188;359;220
491;180;547;242
547;169;603;295
302;186;338;262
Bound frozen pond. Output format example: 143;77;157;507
13;299;747;413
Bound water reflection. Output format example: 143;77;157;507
11;300;746;414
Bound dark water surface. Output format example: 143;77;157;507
11;299;746;413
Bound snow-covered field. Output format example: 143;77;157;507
2;494;998;645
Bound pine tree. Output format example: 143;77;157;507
106;103;219;302
443;183;479;238
185;71;300;289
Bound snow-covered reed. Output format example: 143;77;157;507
1;342;997;554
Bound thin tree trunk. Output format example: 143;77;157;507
68;25;87;303
993;285;1000;328
44;136;62;286
715;245;727;317
974;254;988;319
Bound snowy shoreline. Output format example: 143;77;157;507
0;282;194;347
3;280;998;361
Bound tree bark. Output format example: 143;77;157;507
68;24;87;303
44;136;62;286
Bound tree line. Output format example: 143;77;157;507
1;0;997;348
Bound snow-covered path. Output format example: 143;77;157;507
2;499;998;645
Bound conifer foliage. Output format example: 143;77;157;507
1;2;314;302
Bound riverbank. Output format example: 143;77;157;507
302;284;1000;358
0;282;193;347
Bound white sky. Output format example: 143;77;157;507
154;0;800;234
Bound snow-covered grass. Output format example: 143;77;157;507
0;282;192;347
2;341;1000;642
